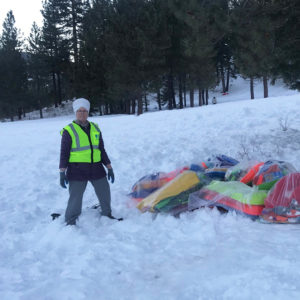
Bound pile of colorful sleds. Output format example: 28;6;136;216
129;155;300;224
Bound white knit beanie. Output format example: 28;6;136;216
73;98;90;113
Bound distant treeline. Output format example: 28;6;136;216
0;0;299;121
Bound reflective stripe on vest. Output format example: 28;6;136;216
61;121;101;163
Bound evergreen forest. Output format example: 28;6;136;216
0;0;299;120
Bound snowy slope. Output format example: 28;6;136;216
1;81;300;299
18;76;298;120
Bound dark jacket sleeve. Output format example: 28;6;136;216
59;130;72;169
99;133;111;166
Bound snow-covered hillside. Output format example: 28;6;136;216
1;80;300;299
16;77;299;120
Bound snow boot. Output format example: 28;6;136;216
107;214;123;221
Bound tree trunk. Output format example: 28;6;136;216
119;100;124;114
157;89;161;110
37;77;43;119
178;73;183;109
57;72;62;105
125;99;130;114
198;87;202;106
202;90;205;105
105;103;109;115
168;72;175;110
144;93;148;112
226;66;230;92
18;107;22;120
205;89;209;105
216;65;220;82
183;74;186;107
168;76;172;110
190;88;194;107
52;72;58;107
137;93;143;116
250;77;254;99
131;99;136;114
109;103;114;114
39;104;43;119
71;0;78;94
263;76;268;98
171;80;176;109
220;65;226;93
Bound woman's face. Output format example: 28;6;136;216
76;107;89;122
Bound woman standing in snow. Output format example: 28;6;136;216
59;98;120;225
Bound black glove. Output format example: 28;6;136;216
107;168;115;183
60;171;68;188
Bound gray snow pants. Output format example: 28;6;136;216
65;177;111;225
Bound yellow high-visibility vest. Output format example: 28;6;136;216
61;121;101;163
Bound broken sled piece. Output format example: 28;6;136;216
260;173;300;224
129;167;189;203
188;181;267;218
253;160;296;190
137;171;201;213
203;155;239;180
225;161;264;184
153;173;211;215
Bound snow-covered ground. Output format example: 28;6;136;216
1;79;300;299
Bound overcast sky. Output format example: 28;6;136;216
0;0;43;38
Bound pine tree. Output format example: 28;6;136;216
27;22;51;118
0;11;27;121
169;0;218;106
271;0;300;90
79;0;112;112
41;0;71;107
97;0;154;114
230;0;278;98
63;0;89;95
137;0;169;111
